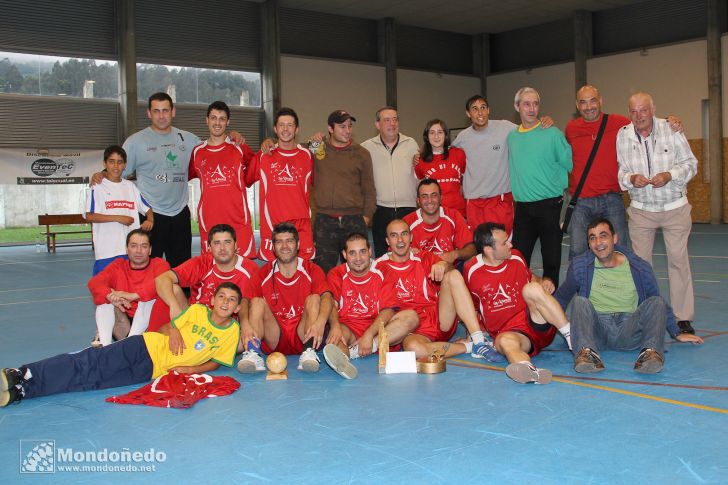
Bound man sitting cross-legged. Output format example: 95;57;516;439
464;222;573;384
237;222;334;373
555;217;703;374
322;232;419;378
88;229;170;346
372;219;503;361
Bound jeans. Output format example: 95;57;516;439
372;206;416;257
313;214;368;274
567;192;628;260
570;295;667;356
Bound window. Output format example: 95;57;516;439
136;63;261;107
0;51;118;99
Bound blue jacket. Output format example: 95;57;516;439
554;244;679;338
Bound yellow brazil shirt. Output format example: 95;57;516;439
142;304;240;378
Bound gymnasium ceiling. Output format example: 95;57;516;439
276;0;648;34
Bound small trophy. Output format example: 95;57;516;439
266;352;288;380
378;321;389;374
417;349;446;374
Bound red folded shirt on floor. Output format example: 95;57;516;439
106;371;240;409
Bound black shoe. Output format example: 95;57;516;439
574;348;605;373
0;386;23;407
677;321;695;335
1;368;23;392
634;348;664;374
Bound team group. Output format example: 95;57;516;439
0;85;705;407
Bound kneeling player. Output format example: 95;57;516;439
323;232;419;378
373;219;503;361
237;223;334;374
1;283;242;407
465;223;572;384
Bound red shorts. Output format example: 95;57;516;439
258;218;315;262
412;305;457;342
261;317;304;355
146;299;171;332
340;317;370;339
484;311;556;357
466;193;514;235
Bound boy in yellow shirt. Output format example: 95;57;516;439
1;283;241;407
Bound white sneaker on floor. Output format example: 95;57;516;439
237;350;266;373
297;348;320;373
323;344;358;379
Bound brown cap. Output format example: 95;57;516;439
327;110;357;126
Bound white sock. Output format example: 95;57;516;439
23;368;32;380
371;340;378;353
95;304;116;346
559;323;572;350
470;331;485;345
463;341;473;353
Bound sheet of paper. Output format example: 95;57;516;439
385;351;417;374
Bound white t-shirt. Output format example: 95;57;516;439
84;179;152;260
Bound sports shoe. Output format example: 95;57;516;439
634;348;664;374
0;386;23;407
677;320;695;335
323;344;358;379
505;362;552;384
91;332;102;348
236;350;266;373
348;339;378;360
1;368;23;392
298;348;320;372
471;341;506;362
574;348;605;373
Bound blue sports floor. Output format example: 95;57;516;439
0;226;726;484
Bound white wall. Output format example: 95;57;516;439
487;63;576;130
588;39;708;139
396;69;479;139
281;55;386;143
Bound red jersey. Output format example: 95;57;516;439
249;258;329;328
327;263;395;337
88;257;170;316
414;147;466;216
564;113;628;198
173;253;259;306
106;371;240;409
404;207;473;255
463;250;532;336
247;145;314;261
189;140;256;257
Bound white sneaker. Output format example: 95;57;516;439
348;340;377;360
236;351;266;373
297;348;320;373
505;362;552;384
323;344;358;379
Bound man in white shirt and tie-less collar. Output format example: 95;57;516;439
616;91;698;335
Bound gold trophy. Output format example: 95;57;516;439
266;352;288;380
417;349;446;374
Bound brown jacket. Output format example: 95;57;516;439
313;140;376;218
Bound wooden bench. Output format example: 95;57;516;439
37;214;93;253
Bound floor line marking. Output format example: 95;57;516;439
0;284;85;293
449;359;728;413
0;257;93;266
0;296;89;306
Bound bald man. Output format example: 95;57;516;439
616;92;698;335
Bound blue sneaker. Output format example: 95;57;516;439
471;341;505;362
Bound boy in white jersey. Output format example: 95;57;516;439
85;145;153;275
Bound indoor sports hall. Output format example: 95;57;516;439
1;0;728;483
0;230;726;483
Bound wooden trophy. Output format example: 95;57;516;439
266;352;288;380
378;321;389;374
